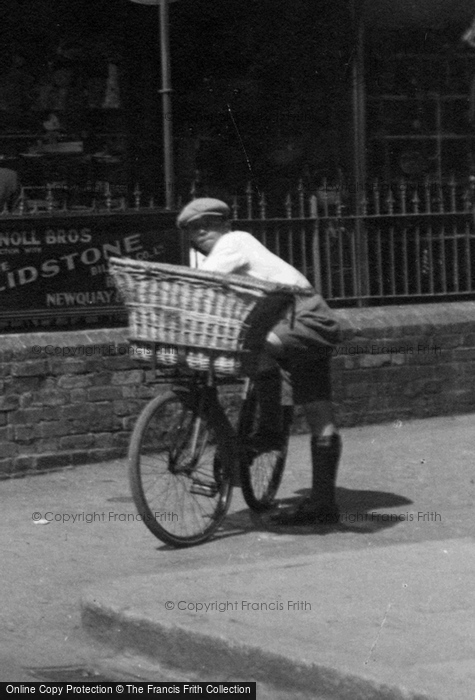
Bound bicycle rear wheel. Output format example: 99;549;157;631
238;383;291;512
129;389;233;547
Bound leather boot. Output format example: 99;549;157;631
272;433;342;525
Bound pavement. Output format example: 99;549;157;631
2;412;475;697
80;412;475;700
83;540;475;700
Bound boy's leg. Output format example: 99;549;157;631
305;400;340;523
266;297;342;524
249;361;289;451
272;399;341;525
271;374;342;526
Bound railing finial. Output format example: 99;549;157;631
246;181;253;219
285;192;292;219
258;191;266;220
297;178;305;218
134;183;141;210
231;195;239;221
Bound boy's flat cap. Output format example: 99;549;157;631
177;198;230;227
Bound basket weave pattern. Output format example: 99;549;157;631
109;257;291;376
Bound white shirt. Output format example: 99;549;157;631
199;230;312;289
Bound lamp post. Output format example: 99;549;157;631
129;0;176;209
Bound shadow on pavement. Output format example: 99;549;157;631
152;485;414;550
260;486;413;535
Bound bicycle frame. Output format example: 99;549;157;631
139;343;250;475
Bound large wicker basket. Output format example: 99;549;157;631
109;256;306;376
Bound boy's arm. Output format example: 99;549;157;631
200;234;248;275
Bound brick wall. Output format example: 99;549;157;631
1;301;474;477
333;301;475;427
0;330;154;477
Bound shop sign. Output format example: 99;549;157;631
0;212;182;319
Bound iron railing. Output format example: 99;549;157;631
220;177;475;306
5;176;475;307
1;182;156;216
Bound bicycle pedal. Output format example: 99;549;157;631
190;478;218;497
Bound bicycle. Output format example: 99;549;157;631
109;256;308;548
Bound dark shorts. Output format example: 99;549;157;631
271;293;340;405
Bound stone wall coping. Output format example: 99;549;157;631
0;301;474;351
336;301;475;339
0;328;128;352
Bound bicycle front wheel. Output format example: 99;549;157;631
238;383;291;512
129;389;233;547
